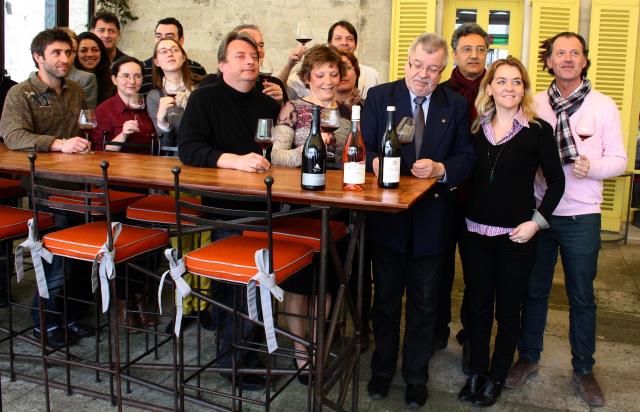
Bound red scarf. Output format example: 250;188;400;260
447;67;485;122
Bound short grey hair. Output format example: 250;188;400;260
233;24;261;33
451;23;489;50
216;31;258;63
408;33;449;67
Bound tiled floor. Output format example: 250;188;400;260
1;226;639;411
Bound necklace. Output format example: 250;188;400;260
487;141;507;184
163;77;184;95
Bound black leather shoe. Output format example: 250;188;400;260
462;340;471;376
367;376;391;400
198;307;218;331
473;378;502;408
405;383;428;408
458;374;486;401
456;329;466;345
66;322;94;339
293;359;312;386
33;328;67;349
221;372;266;391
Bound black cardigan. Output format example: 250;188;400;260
466;118;565;228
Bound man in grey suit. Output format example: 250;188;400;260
61;27;97;108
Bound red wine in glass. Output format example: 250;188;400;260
296;37;312;46
255;118;274;166
320;125;339;134
575;114;595;141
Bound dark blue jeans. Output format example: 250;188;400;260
31;255;65;331
519;214;601;374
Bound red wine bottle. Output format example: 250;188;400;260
301;105;326;191
377;106;400;188
343;105;366;191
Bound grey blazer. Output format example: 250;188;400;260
67;66;97;109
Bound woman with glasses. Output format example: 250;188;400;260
146;37;201;150
457;56;564;407
75;31;114;105
93;56;155;152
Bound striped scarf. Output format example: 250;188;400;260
547;79;591;164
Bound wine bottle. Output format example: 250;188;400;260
301;105;326;191
377;106;401;188
342;105;366;191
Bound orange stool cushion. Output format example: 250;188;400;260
0;178;26;200
43;221;168;262
243;217;347;251
0;206;55;240
126;194;201;225
49;189;146;214
185;235;314;285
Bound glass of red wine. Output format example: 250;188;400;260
295;20;312;46
575;113;595;141
128;93;146;122
255;118;274;163
320;107;340;160
77;109;96;153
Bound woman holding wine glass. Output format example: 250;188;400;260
146;37;201;149
93;56;155;152
458;57;564;407
271;45;350;168
75;32;114;105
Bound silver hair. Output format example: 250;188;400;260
408;33;449;67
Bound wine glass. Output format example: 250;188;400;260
259;56;274;78
77;109;96;153
255;118;274;162
128;93;146;122
396;117;415;145
575;113;595;141
320;107;340;160
295;19;313;46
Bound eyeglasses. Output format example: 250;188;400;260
157;47;181;56
118;73;143;81
457;46;488;55
408;60;443;75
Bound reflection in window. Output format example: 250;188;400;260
455;9;477;28
486;49;509;66
488;10;510;46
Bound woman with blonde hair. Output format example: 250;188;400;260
457;56;565;407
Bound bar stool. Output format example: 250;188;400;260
164;167;316;411
24;153;168;411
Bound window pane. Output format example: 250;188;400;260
488;10;510;46
4;0;55;81
486;49;509;66
69;0;89;35
455;9;477;27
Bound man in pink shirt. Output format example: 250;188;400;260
505;32;627;407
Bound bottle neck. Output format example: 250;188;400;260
311;109;320;135
385;111;394;131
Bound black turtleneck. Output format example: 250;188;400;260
178;80;280;167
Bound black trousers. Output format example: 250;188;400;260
461;230;536;381
370;242;442;384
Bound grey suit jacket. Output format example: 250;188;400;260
67;66;97;108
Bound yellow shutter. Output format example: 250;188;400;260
388;0;437;81
589;0;639;232
527;0;580;93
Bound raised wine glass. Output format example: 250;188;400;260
396;117;415;145
259;56;274;78
575;113;595;141
320;107;340;160
128;93;146;122
77;109;96;153
255;118;274;162
295;19;313;46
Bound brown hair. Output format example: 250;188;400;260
297;45;345;87
472;56;538;134
337;49;360;87
151;37;199;91
539;32;590;79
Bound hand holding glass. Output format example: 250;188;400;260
255;118;274;159
77;109;96;153
128;93;145;122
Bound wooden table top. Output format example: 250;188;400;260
0;145;435;212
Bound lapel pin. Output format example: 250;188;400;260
441;118;447;123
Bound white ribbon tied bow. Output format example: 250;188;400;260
15;218;53;298
247;248;284;354
158;248;191;336
91;222;121;313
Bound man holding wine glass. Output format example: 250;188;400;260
506;32;627;408
361;32;474;408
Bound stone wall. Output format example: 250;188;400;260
119;0;392;82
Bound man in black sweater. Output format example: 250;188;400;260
178;31;280;391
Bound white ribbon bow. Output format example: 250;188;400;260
91;222;121;313
247;248;284;354
158;248;191;336
15;218;53;298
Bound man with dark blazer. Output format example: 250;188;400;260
362;32;475;408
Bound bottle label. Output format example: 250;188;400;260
302;173;326;186
343;162;365;184
382;157;400;183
